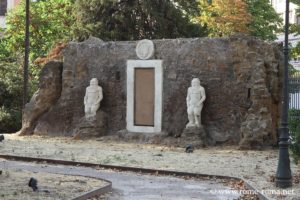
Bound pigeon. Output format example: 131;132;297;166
185;144;194;153
0;135;4;142
28;178;38;191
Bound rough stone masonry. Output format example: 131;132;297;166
19;35;283;149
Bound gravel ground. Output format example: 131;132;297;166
0;159;242;200
0;134;299;200
0;168;107;200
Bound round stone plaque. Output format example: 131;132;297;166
136;39;154;60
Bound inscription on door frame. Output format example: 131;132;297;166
126;60;163;133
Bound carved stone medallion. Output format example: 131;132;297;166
136;39;154;60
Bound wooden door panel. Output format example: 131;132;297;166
134;68;155;126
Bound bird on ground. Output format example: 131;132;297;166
0;135;4;142
185;144;194;153
28;177;38;191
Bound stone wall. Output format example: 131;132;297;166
20;35;283;148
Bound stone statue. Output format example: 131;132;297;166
84;78;103;119
186;78;206;128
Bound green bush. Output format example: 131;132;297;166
0;106;21;133
288;109;300;163
0;53;23;133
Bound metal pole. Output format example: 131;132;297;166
276;0;292;188
23;0;30;108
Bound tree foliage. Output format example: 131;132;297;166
0;38;23;132
292;0;300;5
73;0;206;41
195;0;251;37
0;0;74;133
5;0;74;61
246;0;282;41
172;0;200;17
195;0;282;40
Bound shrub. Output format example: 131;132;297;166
0;106;21;133
0;56;23;133
288;109;300;163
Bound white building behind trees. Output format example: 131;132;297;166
0;0;20;29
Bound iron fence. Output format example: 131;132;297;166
288;67;300;136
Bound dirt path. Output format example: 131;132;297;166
0;159;240;200
0;134;299;199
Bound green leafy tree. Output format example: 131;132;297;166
246;0;282;41
73;0;206;41
0;38;23;132
194;0;252;37
292;0;300;5
195;0;282;40
5;0;75;61
172;0;200;17
0;0;74;133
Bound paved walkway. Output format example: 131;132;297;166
0;159;239;200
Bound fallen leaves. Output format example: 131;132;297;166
268;175;275;182
229;180;245;190
268;172;300;184
294;171;300;184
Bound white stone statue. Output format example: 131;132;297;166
84;78;103;119
186;78;206;128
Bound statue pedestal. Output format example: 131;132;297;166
179;125;207;147
73;110;107;139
